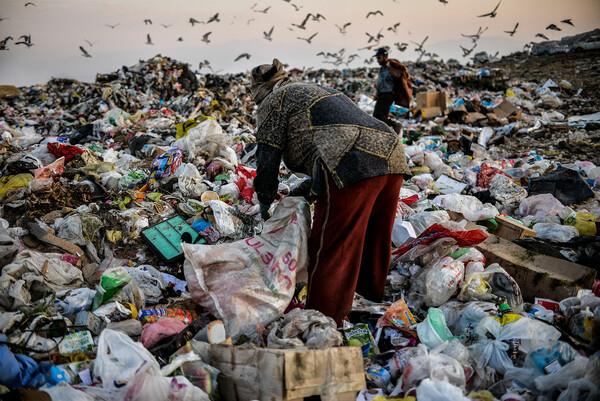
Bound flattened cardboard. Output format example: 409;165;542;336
493;100;519;119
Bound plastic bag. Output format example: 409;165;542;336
417;308;454;349
557;379;600;401
406;211;450;236
432;194;499;221
532;223;579;242
93;329;159;388
266;308;343;349
183;197;311;339
488;174;528;212
123;361;209;401
177;163;208;198
401;344;466;391
563;211;597;235
34;156;65;179
141;318;187;349
416;378;470;401
423;257;465;307
0;173;34;198
161;352;219;396
92;266;132;310
440;301;497;338
376;299;417;329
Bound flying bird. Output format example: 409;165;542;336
504;22;519;36
478;1;501;18
201;32;212;44
254;6;271;13
177;37;183;42
84;39;98;46
461;26;488;42
460;43;477;57
535;33;549;40
335;22;351;35
290;3;302;11
292;13;312;30
0;36;13;50
0;16;10;22
311;13;326;22
234;53;251;62
189;18;203;26
145;34;153;45
366;10;383;18
297;32;318;44
365;29;384;44
105;23;120;29
439;0;448;4
561;19;574;27
143;19;152;25
247;18;255;25
79;46;91;58
263;26;274;41
19;34;31;44
160;23;172;28
546;23;561;31
411;35;429;52
199;60;213;72
207;13;220;23
24;2;36;6
14;40;33;48
387;22;401;34
395;42;408;52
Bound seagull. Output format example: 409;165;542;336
201;31;212;44
207;13;220;23
145;34;153;45
335;22;351;35
460;43;477;57
365;29;384;44
177;37;183;42
79;46;91;57
478;0;501;18
14;40;33;48
189;18;203;26
504;22;519;36
535;33;549;40
234;53;251;61
292;13;312;30
0;36;13;50
366;10;383;18
395;42;408;52
254;6;271;13
105;23;120;29
363;58;374;65
387;22;401;34
143;19;152;25
24;2;36;6
84;39;98;46
439;0;448;4
247;18;255;25
297;32;318;44
411;35;429;52
311;13;326;22
263;26;274;41
546;23;561;31
160;23;172;28
19;34;31;44
461;26;488;42
290;3;302;11
561;19;574;27
0;16;10;22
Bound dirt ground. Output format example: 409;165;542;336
487;49;600;166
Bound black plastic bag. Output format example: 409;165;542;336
528;167;594;205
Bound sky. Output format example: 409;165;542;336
0;0;599;86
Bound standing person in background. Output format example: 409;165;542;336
373;47;412;134
250;58;409;326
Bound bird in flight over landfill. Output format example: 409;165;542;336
84;39;98;46
290;3;302;11
292;13;312;30
365;29;384;44
105;23;120;29
460;43;477;57
201;32;212;44
439;0;448;4
311;13;326;22
15;39;33;47
478;0;501;18
546;24;561;31
24;2;36;6
160;23;172;28
254;6;271;13
411;35;429;52
79;46;91;58
143;19;152;25
395;42;408;52
366;10;383;19
0;16;9;22
561;19;574;27
189;18;203;26
335;22;351;35
461;26;488;42
0;36;13;50
263;26;274;41
297;32;318;44
207;13;220;23
504;22;519;36
145;34;153;45
535;33;549;40
387;22;401;34
234;53;251;62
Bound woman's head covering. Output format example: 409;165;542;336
250;58;289;105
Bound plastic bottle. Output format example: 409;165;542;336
530;348;562;375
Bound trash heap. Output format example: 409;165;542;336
0;53;599;400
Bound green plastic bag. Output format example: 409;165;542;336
92;267;131;310
417;307;454;349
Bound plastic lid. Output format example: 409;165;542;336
499;302;511;312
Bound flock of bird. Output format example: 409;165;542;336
0;0;579;70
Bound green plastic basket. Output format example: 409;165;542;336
141;215;202;263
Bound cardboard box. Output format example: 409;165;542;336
476;234;596;302
416;91;446;118
210;345;366;401
492;100;519;119
493;214;537;241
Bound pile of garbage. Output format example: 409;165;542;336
0;53;599;400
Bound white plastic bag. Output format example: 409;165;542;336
516;193;572;226
532;223;579;242
416;378;470;401
432;194;499;221
93;329;159;388
423;256;465;307
183;197;311;339
417;308;454;349
401;344;466;391
407;211;449;236
557;379;600;401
